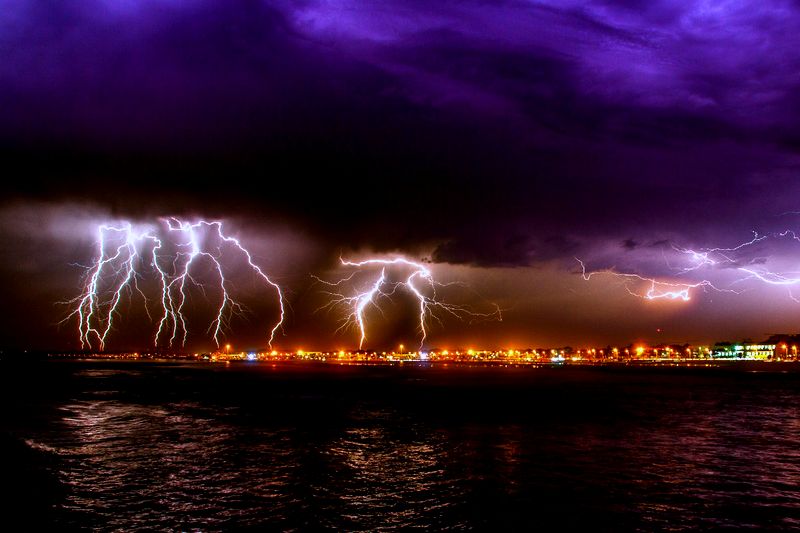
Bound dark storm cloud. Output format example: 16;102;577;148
362;0;800;266
5;1;800;349
621;239;639;250
353;0;800;264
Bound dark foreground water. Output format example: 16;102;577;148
1;361;799;531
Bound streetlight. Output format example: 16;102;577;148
225;344;231;355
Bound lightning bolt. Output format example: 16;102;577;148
61;223;157;350
575;258;735;301
577;229;800;302
671;230;800;300
62;219;285;351
314;256;501;350
670;231;768;273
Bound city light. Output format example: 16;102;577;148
53;339;795;365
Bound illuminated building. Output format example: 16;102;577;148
711;343;775;360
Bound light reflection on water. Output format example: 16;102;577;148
324;412;455;529
7;363;800;530
51;399;300;530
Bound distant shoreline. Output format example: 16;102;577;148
3;355;798;373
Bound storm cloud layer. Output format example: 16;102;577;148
3;1;800;350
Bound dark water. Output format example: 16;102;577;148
1;361;799;531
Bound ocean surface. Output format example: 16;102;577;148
1;360;799;531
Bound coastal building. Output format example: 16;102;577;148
711;343;775;360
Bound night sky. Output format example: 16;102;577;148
3;0;800;351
